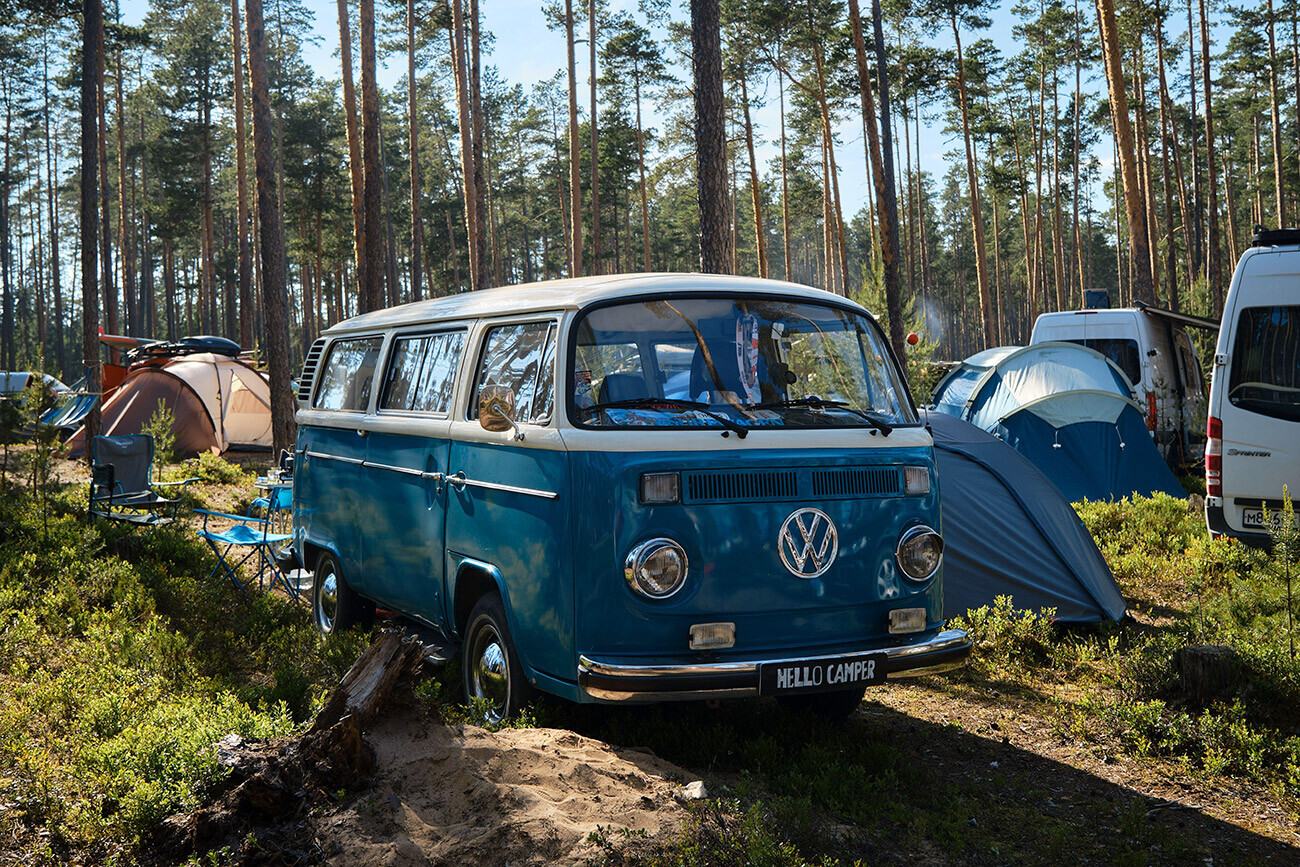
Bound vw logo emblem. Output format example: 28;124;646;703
778;508;839;578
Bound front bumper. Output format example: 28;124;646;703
577;627;971;702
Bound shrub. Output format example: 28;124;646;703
144;400;177;467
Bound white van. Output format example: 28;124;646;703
1205;227;1300;545
1031;301;1215;467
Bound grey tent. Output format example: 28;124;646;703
930;411;1127;623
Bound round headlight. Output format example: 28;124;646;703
625;538;689;599
896;525;943;582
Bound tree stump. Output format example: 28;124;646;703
1176;644;1241;706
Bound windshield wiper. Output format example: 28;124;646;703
746;396;894;436
580;397;749;439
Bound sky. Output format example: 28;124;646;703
113;0;1231;237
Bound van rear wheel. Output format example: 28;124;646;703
461;593;532;724
312;552;372;635
776;686;865;721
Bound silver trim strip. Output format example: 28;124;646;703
362;460;424;477
578;627;969;679
305;450;365;466
452;473;559;500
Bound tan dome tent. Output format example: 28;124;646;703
68;353;272;458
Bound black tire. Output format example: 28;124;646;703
461;593;532;724
312;552;372;635
776;686;865;721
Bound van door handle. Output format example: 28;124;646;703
422;471;446;494
449;471;467;491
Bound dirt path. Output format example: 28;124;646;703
314;714;692;866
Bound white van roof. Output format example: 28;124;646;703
322;273;865;335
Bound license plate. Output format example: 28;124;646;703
1242;508;1299;531
759;654;886;696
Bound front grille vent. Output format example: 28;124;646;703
684;470;798;503
811;467;899;498
297;338;327;404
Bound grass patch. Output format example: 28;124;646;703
0;478;368;861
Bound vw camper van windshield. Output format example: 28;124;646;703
570;297;917;430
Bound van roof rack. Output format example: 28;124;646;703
1250;225;1300;248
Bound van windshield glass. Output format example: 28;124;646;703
570;298;916;429
1229;305;1300;422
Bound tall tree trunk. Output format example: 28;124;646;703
448;0;480;289
1010;101;1039;322
232;0;253;347
44;36;64;374
359;0;384;311
565;0;582;276
96;10;116;347
1199;0;1221;310
1187;0;1202;274
847;0;903;359
81;0;103;451
690;0;731;273
588;0;600;275
1156;17;1182;312
337;0;368;307
1266;0;1285;228
1072;0;1084;303
139;102;154;339
468;0;488;288
115;50;135;337
1;84;12;371
1051;68;1064;311
952;18;996;346
247;0;293;452
200;86;217;334
407;0;423;301
779;41;791;280
1096;0;1155;304
634;75;651;271
738;71;767;279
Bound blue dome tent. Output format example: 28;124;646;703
930;342;1185;502
929;412;1126;622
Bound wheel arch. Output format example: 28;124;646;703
451;557;509;641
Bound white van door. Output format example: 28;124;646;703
1215;253;1300;534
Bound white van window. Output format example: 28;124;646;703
315;337;382;411
413;332;466;413
380;331;465;414
473;321;556;423
1229;305;1300;422
1064;337;1141;385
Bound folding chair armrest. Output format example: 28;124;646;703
154;477;201;488
192;508;270;525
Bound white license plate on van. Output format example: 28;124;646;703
1241;508;1299;531
759;654;886;695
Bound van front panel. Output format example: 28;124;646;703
570;444;942;661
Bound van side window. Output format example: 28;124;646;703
413;332;466;413
472;321;555;423
380;331;466;414
315;337;382;411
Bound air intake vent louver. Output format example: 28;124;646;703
297;338;327;404
683;470;799;503
811;467;900;498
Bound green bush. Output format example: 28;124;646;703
144;400;177;466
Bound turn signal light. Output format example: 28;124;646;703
903;466;931;495
1206;416;1222;498
689;622;735;650
640;472;680;505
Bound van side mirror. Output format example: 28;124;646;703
479;385;525;440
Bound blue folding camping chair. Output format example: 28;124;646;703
194;509;298;600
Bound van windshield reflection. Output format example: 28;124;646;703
570;298;916;430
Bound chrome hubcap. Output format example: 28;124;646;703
469;624;509;723
316;570;338;633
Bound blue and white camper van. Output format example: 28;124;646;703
291;274;969;721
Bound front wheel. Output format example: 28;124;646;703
312;552;372;635
461;593;532;724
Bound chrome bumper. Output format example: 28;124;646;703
577;627;971;702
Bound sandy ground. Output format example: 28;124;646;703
312;714;692;866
